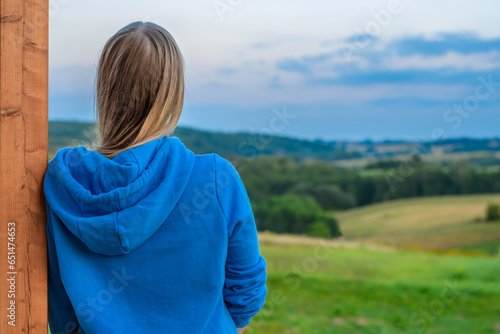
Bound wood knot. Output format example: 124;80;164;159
0;108;21;117
0;15;22;23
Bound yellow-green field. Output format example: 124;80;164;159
335;194;500;254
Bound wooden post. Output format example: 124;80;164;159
0;0;49;333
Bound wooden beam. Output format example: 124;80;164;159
0;0;49;332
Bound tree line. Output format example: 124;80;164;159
236;156;500;238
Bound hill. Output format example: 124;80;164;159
48;121;500;167
336;194;500;255
48;121;359;161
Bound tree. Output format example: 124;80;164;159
255;194;342;237
292;183;357;210
486;203;500;222
307;221;331;238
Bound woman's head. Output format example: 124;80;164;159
90;21;184;159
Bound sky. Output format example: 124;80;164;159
49;0;500;141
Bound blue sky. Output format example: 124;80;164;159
49;0;500;141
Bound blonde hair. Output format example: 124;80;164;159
88;21;185;159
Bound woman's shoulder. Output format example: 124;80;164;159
190;152;234;171
187;153;241;188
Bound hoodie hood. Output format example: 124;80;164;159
44;135;195;256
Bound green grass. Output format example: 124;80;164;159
457;239;500;255
247;242;500;334
335;194;500;254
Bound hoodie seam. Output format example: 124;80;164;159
129;150;141;179
94;164;103;197
115;184;122;211
76;216;83;239
115;211;125;252
213;154;228;225
114;190;125;252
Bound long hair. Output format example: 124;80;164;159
88;21;185;159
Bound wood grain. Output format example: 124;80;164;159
0;0;49;332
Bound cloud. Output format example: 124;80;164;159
250;41;281;49
276;58;313;75
276;52;336;76
393;33;500;56
275;33;500;88
378;51;500;71
218;67;237;75
308;68;491;87
268;75;283;89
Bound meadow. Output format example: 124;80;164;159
248;234;500;334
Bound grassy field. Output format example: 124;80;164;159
335;194;500;255
248;236;500;334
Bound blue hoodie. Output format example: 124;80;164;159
43;134;267;334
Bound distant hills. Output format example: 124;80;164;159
49;121;500;167
48;121;359;161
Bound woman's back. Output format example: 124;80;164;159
44;135;267;333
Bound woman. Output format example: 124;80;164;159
44;21;267;334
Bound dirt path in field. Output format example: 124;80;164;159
257;232;396;252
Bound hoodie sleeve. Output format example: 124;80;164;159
214;154;268;328
46;206;81;334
